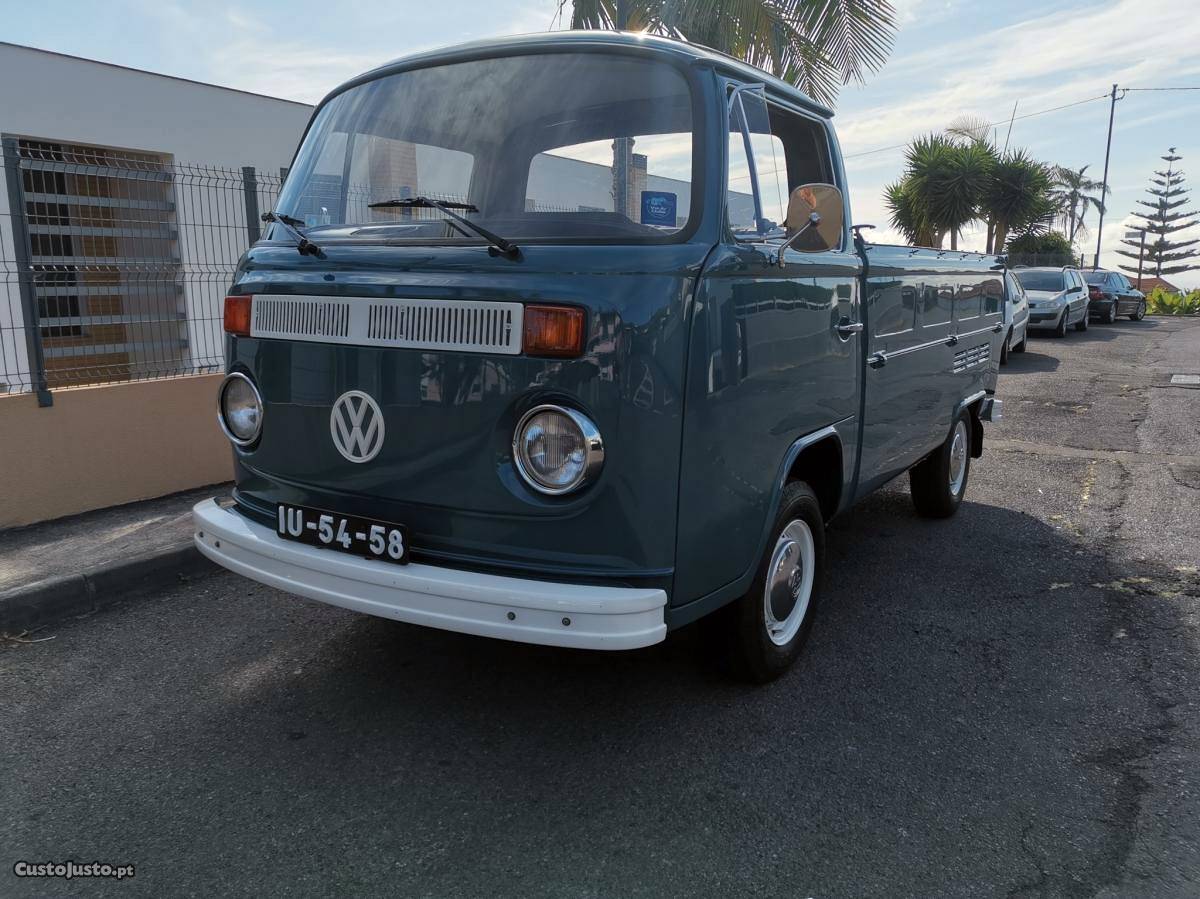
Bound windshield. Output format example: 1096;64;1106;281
274;53;696;245
1014;270;1066;292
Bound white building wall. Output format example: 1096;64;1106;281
0;43;313;170
0;42;314;392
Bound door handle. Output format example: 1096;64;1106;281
836;321;863;336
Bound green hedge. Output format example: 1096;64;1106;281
1145;287;1200;316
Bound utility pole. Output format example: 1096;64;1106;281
612;0;632;219
1136;229;1147;288
1093;84;1123;269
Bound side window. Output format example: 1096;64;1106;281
727;91;787;233
923;282;954;327
957;282;982;321
983;277;1003;315
873;282;914;336
726;86;837;245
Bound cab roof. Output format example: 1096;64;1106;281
326;30;834;119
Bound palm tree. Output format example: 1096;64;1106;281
887;134;992;250
1049;164;1107;244
983;151;1055;253
884;180;937;247
565;0;897;106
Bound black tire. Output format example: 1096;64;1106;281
723;481;824;683
1054;308;1069;337
1000;329;1011;364
1075;308;1088;332
1131;301;1146;321
1014;329;1027;353
910;412;971;518
1102;301;1116;324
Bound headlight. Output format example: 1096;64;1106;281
217;372;263;446
512;404;604;495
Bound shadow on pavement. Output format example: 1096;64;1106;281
1002;345;1060;372
39;484;1185;897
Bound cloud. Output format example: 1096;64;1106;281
132;0;560;104
837;0;1200;286
837;0;1200;158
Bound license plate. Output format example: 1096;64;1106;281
276;504;409;564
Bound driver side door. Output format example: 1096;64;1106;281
672;85;861;606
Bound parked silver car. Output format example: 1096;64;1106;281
1014;267;1089;337
1001;270;1029;362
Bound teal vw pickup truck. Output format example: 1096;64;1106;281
195;32;1004;681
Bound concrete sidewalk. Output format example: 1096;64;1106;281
0;484;227;631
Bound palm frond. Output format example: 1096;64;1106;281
572;0;896;106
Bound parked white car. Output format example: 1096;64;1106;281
1001;270;1029;362
1014;267;1089;337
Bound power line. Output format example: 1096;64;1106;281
842;91;1112;160
1125;86;1200;91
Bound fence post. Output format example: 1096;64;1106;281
242;165;260;245
2;136;53;407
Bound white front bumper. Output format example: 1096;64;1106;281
192;499;667;650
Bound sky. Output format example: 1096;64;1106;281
3;0;1199;286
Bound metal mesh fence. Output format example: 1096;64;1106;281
1;138;281;402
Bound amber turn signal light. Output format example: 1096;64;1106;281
523;304;585;357
223;296;252;336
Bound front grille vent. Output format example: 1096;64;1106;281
249;295;524;355
953;343;991;373
252;296;351;340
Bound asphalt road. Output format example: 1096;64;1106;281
3;318;1199;898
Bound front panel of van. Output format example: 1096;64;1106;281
222;47;724;597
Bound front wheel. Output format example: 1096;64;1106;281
1014;328;1028;353
1054;308;1069;337
724;481;824;683
1131;301;1146;321
1075;308;1089;332
1000;329;1012;364
910;412;971;518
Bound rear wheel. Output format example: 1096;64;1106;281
1074;308;1089;331
1101;301;1116;324
723;481;824;683
1054;308;1069;337
1131;301;1146;321
910;413;971;518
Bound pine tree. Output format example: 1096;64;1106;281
1116;148;1200;278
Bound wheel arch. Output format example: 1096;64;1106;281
783;430;845;523
955;390;987;459
664;422;849;631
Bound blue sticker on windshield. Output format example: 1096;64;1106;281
641;191;677;226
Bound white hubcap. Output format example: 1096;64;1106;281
949;420;968;495
763;519;815;646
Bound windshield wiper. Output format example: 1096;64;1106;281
367;196;520;260
261;211;322;257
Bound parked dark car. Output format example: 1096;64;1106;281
1084;269;1146;322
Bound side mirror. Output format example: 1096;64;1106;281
775;184;844;264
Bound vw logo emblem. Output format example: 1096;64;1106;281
330;390;385;463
